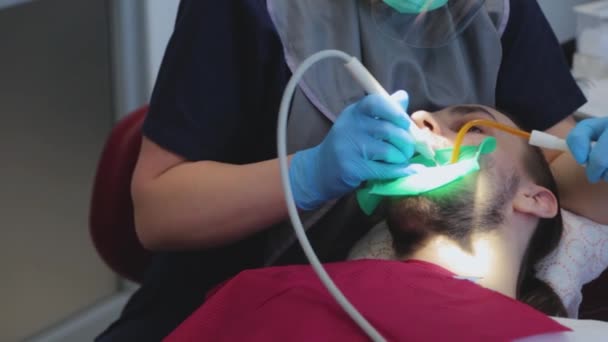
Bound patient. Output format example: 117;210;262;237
163;105;605;341
386;105;566;316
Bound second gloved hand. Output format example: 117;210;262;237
289;91;417;210
567;117;608;183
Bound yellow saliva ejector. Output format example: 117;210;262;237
450;119;571;164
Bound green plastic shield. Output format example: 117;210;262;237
357;137;497;215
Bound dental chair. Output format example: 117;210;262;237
89;105;151;283
88;105;608;319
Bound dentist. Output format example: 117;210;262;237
96;1;593;341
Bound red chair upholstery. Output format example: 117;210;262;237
90;106;151;283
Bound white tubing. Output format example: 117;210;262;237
277;49;386;342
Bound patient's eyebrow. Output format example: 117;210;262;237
449;105;497;121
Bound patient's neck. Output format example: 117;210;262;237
406;230;524;298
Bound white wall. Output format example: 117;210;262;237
0;0;117;340
538;0;596;42
109;0;179;118
142;0;179;97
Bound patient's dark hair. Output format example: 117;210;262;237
515;144;567;317
503;110;567;317
386;113;567;317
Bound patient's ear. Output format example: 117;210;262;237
513;184;558;219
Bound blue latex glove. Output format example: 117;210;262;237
289;91;417;210
567;117;608;183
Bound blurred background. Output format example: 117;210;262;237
0;0;604;341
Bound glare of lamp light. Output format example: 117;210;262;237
436;237;492;278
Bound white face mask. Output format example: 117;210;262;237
382;0;448;14
373;0;489;48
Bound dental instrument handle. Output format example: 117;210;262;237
344;57;436;159
529;130;596;152
529;131;569;151
344;57;393;99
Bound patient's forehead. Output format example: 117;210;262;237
439;105;517;127
478;105;516;126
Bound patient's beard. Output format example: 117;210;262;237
387;162;520;257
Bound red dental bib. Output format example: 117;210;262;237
164;259;569;341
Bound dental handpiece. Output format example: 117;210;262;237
344;57;436;160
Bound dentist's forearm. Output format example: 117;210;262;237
544;115;608;224
550;151;608;225
132;158;292;251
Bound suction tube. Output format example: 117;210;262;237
450;119;585;164
450;119;530;163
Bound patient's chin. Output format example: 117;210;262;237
387;163;518;256
390;197;437;230
387;178;480;255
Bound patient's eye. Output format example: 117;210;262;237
454;115;493;136
467;126;483;134
455;121;485;134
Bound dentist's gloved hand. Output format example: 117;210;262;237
567;117;608;183
289;91;417;210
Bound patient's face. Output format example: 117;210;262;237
412;105;529;175
388;105;530;253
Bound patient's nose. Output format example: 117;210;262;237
411;111;442;135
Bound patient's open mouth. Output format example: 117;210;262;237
423;133;452;151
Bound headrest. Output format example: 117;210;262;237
89;106;151;283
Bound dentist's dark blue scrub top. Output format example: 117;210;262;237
96;0;586;340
